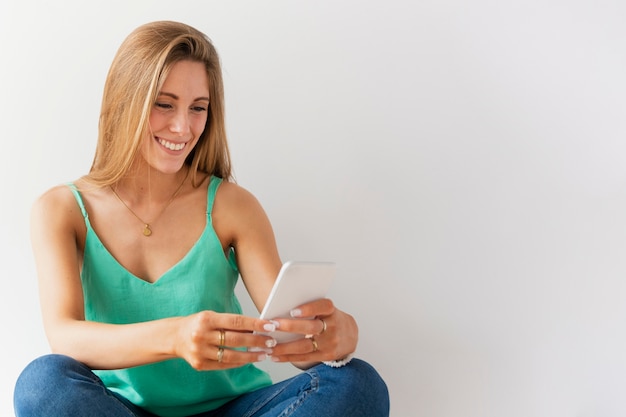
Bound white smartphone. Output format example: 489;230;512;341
255;261;335;344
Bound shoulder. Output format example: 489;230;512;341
212;180;273;238
31;181;88;236
33;183;78;215
214;179;261;207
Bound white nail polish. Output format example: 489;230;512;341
257;354;267;361
266;338;277;348
263;323;276;332
290;309;302;318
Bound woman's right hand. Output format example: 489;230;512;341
174;311;277;370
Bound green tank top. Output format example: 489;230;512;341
68;176;272;417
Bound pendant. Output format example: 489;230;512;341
143;224;152;237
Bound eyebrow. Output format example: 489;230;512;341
158;91;210;102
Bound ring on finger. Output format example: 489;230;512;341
217;347;225;363
319;318;327;335
310;336;319;352
219;329;225;347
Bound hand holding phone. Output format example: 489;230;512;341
255;261;335;344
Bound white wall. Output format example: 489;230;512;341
2;1;626;416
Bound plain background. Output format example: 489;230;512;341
2;1;626;416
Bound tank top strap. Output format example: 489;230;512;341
206;176;222;216
66;183;89;219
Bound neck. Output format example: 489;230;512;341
115;163;190;204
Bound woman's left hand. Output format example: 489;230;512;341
268;298;358;368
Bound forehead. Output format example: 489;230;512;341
161;60;210;96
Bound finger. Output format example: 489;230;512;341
289;298;335;318
271;336;319;356
198;311;277;333
270;337;336;363
189;347;268;371
272;317;324;337
215;347;269;365
217;329;277;350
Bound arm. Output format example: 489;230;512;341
212;181;283;312
215;182;358;369
31;185;273;370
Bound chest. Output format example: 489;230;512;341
79;187;222;283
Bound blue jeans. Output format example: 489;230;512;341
14;354;389;417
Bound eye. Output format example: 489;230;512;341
155;102;173;110
191;105;208;113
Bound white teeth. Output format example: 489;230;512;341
157;137;186;151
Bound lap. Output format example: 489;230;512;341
204;359;389;417
14;355;388;417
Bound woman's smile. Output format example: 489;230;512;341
156;136;188;152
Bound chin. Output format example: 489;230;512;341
140;151;189;175
158;162;188;175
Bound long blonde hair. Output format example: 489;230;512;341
87;21;231;187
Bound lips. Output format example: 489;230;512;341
157;137;187;151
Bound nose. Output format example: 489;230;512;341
169;109;191;136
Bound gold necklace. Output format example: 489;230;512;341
110;168;190;237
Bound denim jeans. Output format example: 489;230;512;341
14;354;389;417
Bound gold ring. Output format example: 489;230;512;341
319;318;327;334
219;329;225;347
217;347;224;363
310;336;318;352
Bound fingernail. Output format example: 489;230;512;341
263;323;276;332
257;354;267;361
271;320;280;329
266;338;277;348
290;309;302;318
271;356;280;362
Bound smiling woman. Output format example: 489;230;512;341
12;20;389;417
144;61;210;174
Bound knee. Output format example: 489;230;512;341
16;354;83;387
14;354;90;416
320;358;390;415
344;359;389;400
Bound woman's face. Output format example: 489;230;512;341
142;60;210;174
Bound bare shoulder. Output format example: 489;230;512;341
31;182;86;236
33;184;77;214
214;180;265;214
212;180;275;248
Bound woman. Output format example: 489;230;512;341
14;21;389;417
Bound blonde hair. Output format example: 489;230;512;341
87;21;231;187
